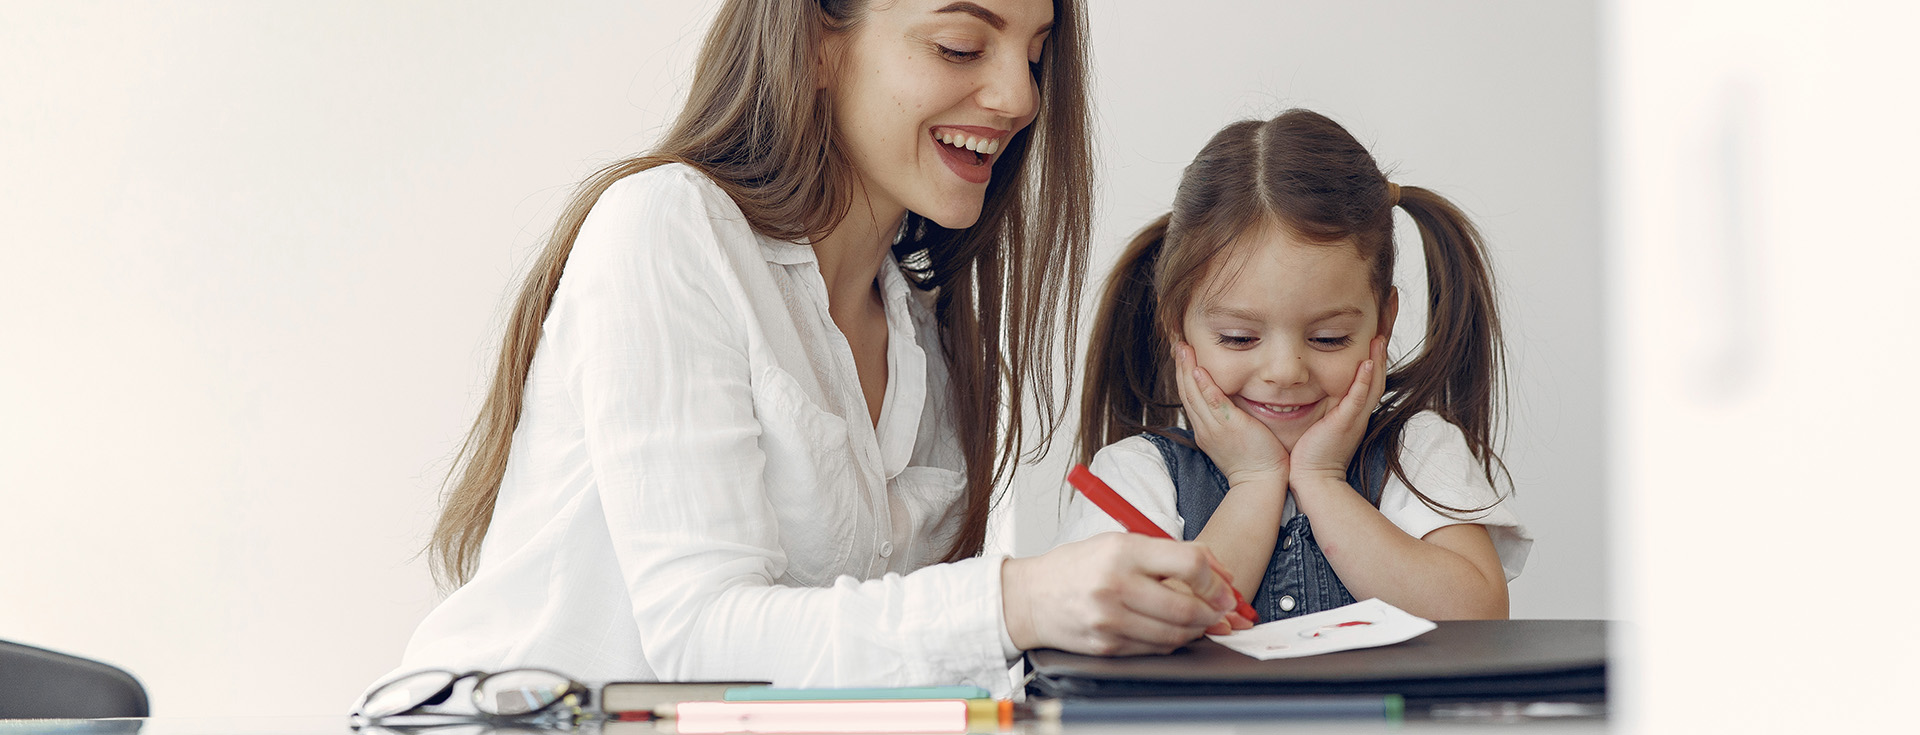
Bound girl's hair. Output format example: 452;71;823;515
1079;109;1507;515
430;0;1092;588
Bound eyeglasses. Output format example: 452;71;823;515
353;668;590;726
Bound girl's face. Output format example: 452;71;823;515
825;0;1053;229
1181;224;1398;452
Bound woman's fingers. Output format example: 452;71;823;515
1006;534;1238;656
1119;576;1232;629
1133;535;1238;613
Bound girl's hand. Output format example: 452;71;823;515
1174;341;1289;490
1002;533;1241;655
1289;336;1388;487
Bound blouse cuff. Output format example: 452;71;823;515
908;555;1019;697
991;555;1020;661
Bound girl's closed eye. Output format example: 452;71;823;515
1309;335;1355;350
1215;333;1258;348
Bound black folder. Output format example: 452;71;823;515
1026;619;1608;704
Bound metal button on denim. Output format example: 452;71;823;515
1278;594;1296;612
878;541;893;558
1281;535;1293;550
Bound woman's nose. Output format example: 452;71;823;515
976;53;1038;122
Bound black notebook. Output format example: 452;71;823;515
1026;619;1607;704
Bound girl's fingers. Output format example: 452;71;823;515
1172;347;1206;429
1173;343;1221;432
1366;336;1389;405
1325;354;1373;426
1191;362;1233;423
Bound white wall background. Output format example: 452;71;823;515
0;0;1602;718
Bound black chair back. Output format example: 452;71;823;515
0;640;149;719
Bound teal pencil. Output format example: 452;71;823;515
723;685;992;701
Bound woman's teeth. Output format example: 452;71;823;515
936;131;1000;155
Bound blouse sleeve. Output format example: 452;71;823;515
1050;436;1184;546
547;168;1009;692
1375;412;1534;581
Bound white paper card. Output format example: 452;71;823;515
1207;598;1436;660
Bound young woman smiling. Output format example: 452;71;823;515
379;0;1245;695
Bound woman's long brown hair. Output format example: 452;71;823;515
1079;109;1508;515
430;0;1092;588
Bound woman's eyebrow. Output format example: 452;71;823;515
934;2;1054;35
935;2;1007;30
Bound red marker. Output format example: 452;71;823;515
1067;464;1260;624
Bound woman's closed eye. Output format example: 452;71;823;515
935;43;984;62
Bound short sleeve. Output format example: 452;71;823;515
1050;436;1183;546
1375;412;1533;580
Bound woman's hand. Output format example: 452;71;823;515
1174;341;1289;490
1289;336;1387;488
1001;533;1240;655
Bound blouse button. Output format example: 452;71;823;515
878;541;894;558
1278;594;1297;612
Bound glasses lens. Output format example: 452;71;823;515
473;669;573;716
359;670;458;718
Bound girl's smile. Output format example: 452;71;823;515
1235;396;1323;424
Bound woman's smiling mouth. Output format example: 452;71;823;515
930;125;1008;184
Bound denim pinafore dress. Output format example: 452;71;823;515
1143;428;1389;622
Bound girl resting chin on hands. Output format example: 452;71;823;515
1057;109;1534;626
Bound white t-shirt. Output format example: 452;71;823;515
1053;411;1533;581
382;164;1014;695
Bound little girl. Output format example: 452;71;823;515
1056;109;1532;622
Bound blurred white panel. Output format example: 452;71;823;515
1607;0;1920;729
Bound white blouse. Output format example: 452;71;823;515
1054;411;1533;581
384;164;1014;695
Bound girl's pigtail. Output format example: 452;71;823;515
1077;214;1177;464
1373;186;1510;508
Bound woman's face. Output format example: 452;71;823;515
825;0;1053;229
1181;226;1397;452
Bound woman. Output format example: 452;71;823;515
388;0;1242;695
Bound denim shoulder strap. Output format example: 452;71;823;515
1346;436;1392;508
1139;429;1228;542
